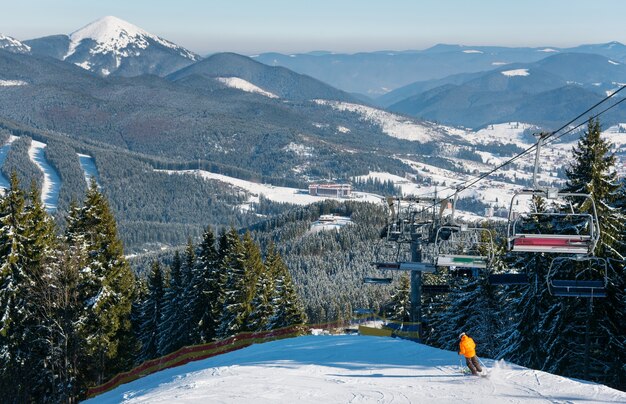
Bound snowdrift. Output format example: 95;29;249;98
85;335;626;403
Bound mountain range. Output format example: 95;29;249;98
1;15;626;252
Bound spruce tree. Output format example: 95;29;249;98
241;232;264;331
0;173;36;401
267;243;307;330
196;227;222;342
158;251;187;355
138;261;165;362
217;228;248;339
387;274;411;322
65;179;136;384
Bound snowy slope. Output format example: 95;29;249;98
158;169;382;207
313;100;457;143
34;16;201;77
28;140;61;211
0;34;31;54
85;334;626;403
215;77;279;98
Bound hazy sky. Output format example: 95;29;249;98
1;0;624;55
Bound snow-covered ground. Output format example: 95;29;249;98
309;214;353;233
28;140;61;211
216;77;278;98
85;334;626;403
78;153;100;186
313;100;452;143
157;169;383;206
0;135;18;191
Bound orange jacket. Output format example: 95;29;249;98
459;335;476;358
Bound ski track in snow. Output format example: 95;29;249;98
78;153;100;186
28;140;61;211
86;335;626;404
0;135;18;190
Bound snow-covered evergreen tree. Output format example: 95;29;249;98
196;227;222;342
65;179;136;384
241;232;264;331
217;228;248;339
0;173;40;401
267;243;307;331
137;261;165;362
158;251;187;355
387;274;411;322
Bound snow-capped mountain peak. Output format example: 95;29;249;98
0;33;31;54
60;15;199;76
66;16;195;60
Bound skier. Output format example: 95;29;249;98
458;332;483;376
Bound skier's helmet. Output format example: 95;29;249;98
459;332;466;339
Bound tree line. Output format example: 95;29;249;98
0;176;306;402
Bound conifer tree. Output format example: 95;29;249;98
267;243;307;330
158;251;187;355
138;261;165;362
65;179;136;384
0;173;37;401
217;228;248;338
241;232;264;331
196;227;222;342
387;274;411;322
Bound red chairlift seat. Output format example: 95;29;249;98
507;189;600;255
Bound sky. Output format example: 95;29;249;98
1;0;624;55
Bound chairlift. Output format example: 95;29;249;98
363;277;393;285
546;256;608;298
507;133;601;255
434;225;494;269
507;189;600;255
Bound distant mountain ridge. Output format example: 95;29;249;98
385;52;626;128
24;16;200;77
253;42;626;96
167;52;356;102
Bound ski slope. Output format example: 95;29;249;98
85;335;625;403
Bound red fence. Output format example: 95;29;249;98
86;325;301;399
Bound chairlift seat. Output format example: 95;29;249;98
489;273;529;285
436;254;488;269
552;287;606;298
363;277;393;285
372;262;436;273
511;235;591;254
552;280;604;288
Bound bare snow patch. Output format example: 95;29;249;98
157;169;382;206
0;80;28;87
283;142;313;157
501;69;529;77
215;77;278;98
313;100;447;143
336;126;351;133
608;59;620;65
462;49;483;54
538;48;559;52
